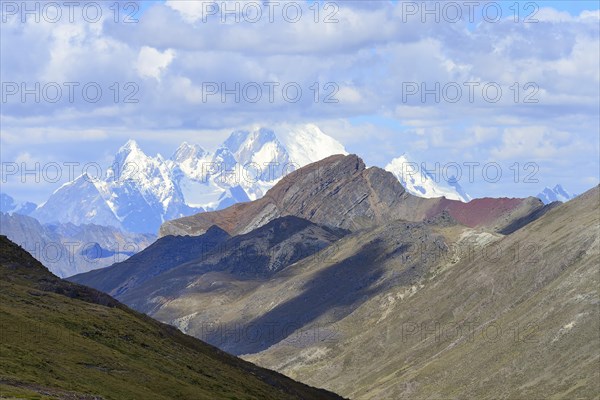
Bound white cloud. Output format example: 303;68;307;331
337;86;362;103
580;10;600;20
14;152;38;164
471;126;500;143
536;8;575;22
165;0;211;23
0;1;598;199
135;46;175;81
490;126;577;160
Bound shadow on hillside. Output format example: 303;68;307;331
209;238;404;355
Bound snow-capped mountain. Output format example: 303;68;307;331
169;124;347;211
537;184;575;204
0;193;36;215
103;139;201;232
277;124;348;167
385;155;472;203
33;124;348;234
33;174;123;229
33;140;202;234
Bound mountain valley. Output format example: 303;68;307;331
69;155;599;398
0;235;344;400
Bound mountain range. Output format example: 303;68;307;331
1;126;577;280
17;125;484;236
0;212;154;278
30;125;348;234
158;154;546;238
0;193;36;216
537;184;576;204
69;154;600;398
385;155;472;202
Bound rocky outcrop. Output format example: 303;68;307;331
74;216;349;313
160;154;544;237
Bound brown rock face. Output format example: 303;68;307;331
261;154;427;230
426;196;545;230
159;154;544;237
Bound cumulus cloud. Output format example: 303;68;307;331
490;126;573;159
165;0;212;23
0;0;598;200
135;46;175;81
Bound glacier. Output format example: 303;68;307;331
32;124;349;234
385;155;472;203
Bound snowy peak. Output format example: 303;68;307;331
167;124;347;210
537;184;575;204
120;138;142;153
211;146;238;170
224;128;288;170
277;124;348;167
32;174;122;229
552;184;572;200
224;128;278;154
171;142;211;183
171;142;209;164
109;139;155;181
0;193;36;216
32;125;350;234
114;139;146;165
446;176;472;204
385;155;471;203
0;193;16;212
34;141;190;233
51;173;101;195
223;130;250;151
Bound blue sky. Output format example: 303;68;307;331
138;1;598;15
532;1;599;14
1;0;599;202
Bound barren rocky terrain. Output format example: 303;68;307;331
72;155;599;399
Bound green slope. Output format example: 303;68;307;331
0;235;343;400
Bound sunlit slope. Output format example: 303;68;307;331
248;186;600;399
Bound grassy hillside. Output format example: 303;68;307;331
0;235;343;400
